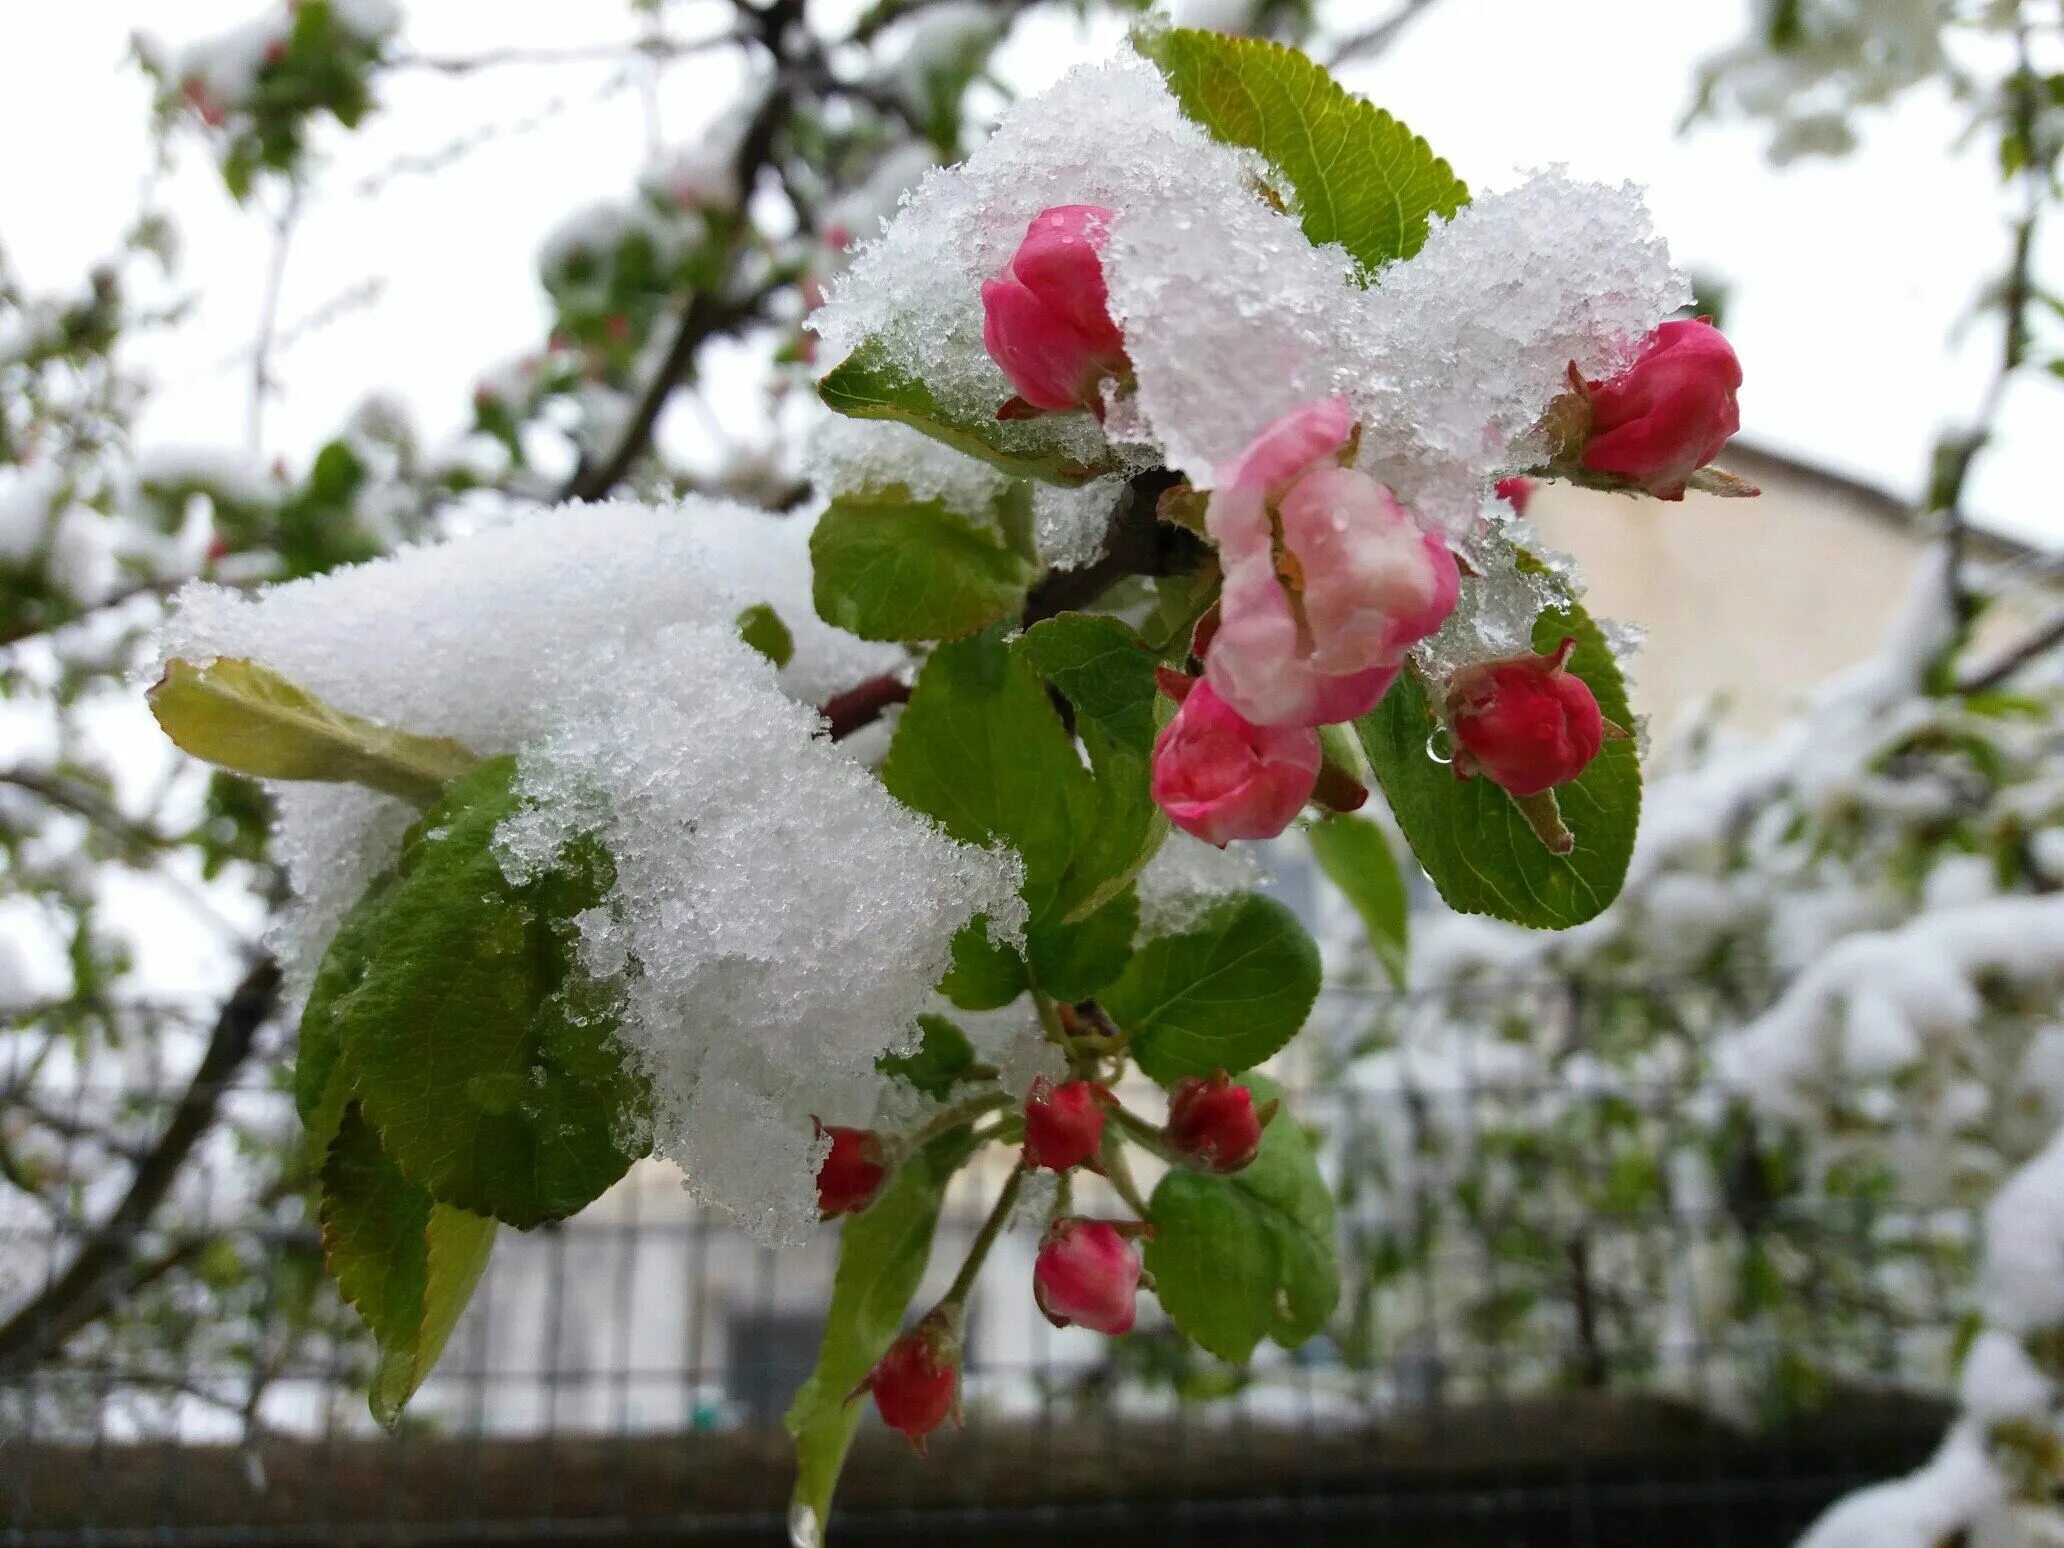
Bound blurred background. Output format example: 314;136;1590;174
5;1;2064;1544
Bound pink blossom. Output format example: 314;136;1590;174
1165;1071;1266;1174
1022;1078;1107;1172
1150;675;1321;846
980;205;1130;416
856;1316;959;1451
1203;400;1459;728
1577;319;1742;501
1033;1220;1144;1337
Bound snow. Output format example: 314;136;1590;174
0;465;59;567
1713;897;2064;1117
1958;1331;2052;1426
1981;1132;2064;1337
1134;829;1262;936
1795;1423;2007;1548
156;497;1017;1243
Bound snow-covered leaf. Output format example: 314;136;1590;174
818;338;1122;487
1145;1074;1337;1362
1139;27;1468;277
327;756;651;1229
1102;893;1320;1084
151;657;477;809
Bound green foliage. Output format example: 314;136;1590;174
317;757;650;1229
819;339;1123;487
1307;813;1410;990
318;1104;497;1428
1101;893;1320;1085
1145;1075;1338;1362
786;1128;981;1537
1356;593;1640;929
882;622;1164;1000
1139;26;1468;277
736;602;796;667
878;1015;978;1099
295;864;401;1166
150;658;477;809
810;485;1036;642
939;919;1030;1010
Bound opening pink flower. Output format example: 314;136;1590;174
1150;674;1321;846
980;205;1131;417
1203;399;1459;729
1577;318;1742;500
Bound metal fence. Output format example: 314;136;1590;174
0;982;1968;1546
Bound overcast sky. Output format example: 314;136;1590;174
3;0;2058;548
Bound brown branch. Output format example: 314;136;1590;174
0;954;281;1375
820;673;912;740
2;768;179;857
1023;468;1195;626
1328;0;1440;67
1958;601;2064;694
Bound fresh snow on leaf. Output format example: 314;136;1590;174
157;498;1018;1244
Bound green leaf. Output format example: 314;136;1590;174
1101;893;1320;1085
819;339;1121;488
1026;887;1139;1004
1145;1074;1337;1363
1015;613;1168;922
736;602;795;667
330;756;651;1228
786;1128;979;1539
939;918;1029;1010
1306;814;1409;990
1139;28;1468;277
295;865;402;1166
1354;588;1640;930
151;658;477;809
810;486;1036;643
319;1104;497;1428
878;1015;977;1099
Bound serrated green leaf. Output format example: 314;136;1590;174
878;1015;977;1099
819;339;1121;487
1016;613;1169;921
736;602;795;667
1026;887;1138;1003
296;865;402;1166
330;757;651;1228
1354;584;1640;930
1307;813;1409;990
1139;27;1468;277
811;488;1036;643
1145;1074;1337;1363
1102;893;1320;1085
151;657;477;809
786;1127;979;1539
319;1104;497;1428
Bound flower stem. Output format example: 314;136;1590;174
942;1160;1028;1311
1099;1129;1154;1221
1107;1101;1179;1164
907;1089;1009;1151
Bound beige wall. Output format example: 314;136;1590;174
1527;447;2051;739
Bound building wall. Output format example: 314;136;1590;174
1527;445;2053;738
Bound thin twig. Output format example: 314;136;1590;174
1958;601;2064;693
1328;0;1440;68
0;954;282;1375
389;34;745;75
941;1161;1027;1309
247;185;303;456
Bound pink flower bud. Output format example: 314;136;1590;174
1023;1078;1106;1172
1493;476;1534;515
856;1316;959;1450
1576;319;1742;501
1033;1219;1145;1336
1205;399;1459;728
1165;1070;1266;1174
1150;675;1321;846
814;1122;887;1219
1447;638;1605;798
980;205;1130;416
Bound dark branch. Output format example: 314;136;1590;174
1023;468;1196;625
1958;602;2064;694
0;954;281;1375
821;673;913;740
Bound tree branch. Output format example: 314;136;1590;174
1023;468;1195;625
0;954;281;1375
1957;601;2064;694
